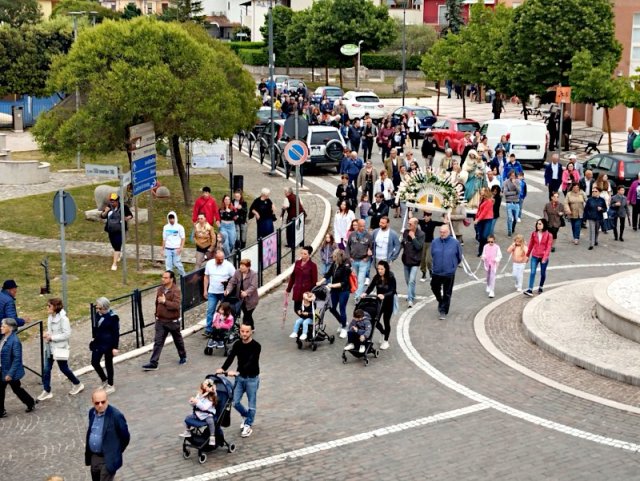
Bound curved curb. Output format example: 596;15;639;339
74;192;332;378
593;268;640;344
475;281;640;414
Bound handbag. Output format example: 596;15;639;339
53;347;70;361
559;216;566;227
349;271;358;294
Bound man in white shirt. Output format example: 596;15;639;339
373;170;395;205
162;211;186;276
203;250;236;334
486;170;501;190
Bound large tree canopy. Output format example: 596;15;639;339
33;17;257;204
259;5;293;66
497;0;621;101
0;18;74;97
0;0;41;28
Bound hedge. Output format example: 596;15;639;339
228;41;266;54
237;48;268;66
361;53;422;71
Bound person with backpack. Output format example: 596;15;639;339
100;193;133;271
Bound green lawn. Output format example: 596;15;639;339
0;247;161;322
0;173;232;244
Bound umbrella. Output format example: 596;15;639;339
281;291;289;329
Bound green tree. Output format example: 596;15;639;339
159;0;206;24
285;9;312;68
0;0;41;27
444;0;463;34
0;18;74;96
259;5;292;67
569;49;627;153
52;0;121;21
32;17;257;205
303;0;396;83
384;19;437;57
122;3;142;20
496;0;621;117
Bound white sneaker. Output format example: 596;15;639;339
336;327;342;334
105;385;116;395
358;345;366;353
240;418;246;430
339;328;347;339
517;218;521;223
408;300;413;308
241;425;253;438
380;341;389;350
69;383;85;396
420;277;427;283
488;291;495;298
486;285;490;293
344;343;355;351
289;332;298;338
37;390;52;401
179;430;192;438
209;436;216;446
111;264;117;271
299;333;307;341
516;287;522;292
365;278;370;286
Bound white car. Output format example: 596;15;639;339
274;75;290;91
342;90;385;121
277;125;345;172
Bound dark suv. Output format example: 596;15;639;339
580;153;640;189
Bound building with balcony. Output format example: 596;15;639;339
99;1;170;14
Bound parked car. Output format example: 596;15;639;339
276;125;345;173
252;107;280;137
274;75;290;91
430;117;480;155
580;153;640;189
311;86;344;110
480;119;548;169
342;90;385;121
391;106;437;133
283;79;307;97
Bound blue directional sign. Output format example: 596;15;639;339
132;153;157;196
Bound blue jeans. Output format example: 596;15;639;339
43;356;80;393
403;265;419;302
219;222;236;254
518;200;524;219
528;256;548;290
205;293;224;331
329;290;350;327
570;218;581;240
292;317;313;336
165;248;185;276
351;259;369;299
233;376;259;427
506;202;520;236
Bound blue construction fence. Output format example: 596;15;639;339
0;93;63;128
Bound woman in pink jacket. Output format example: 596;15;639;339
523;218;553;297
560;162;580;195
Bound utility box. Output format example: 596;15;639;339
12;105;24;133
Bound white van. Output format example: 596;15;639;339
480;119;548;169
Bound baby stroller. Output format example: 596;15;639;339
204;295;241;357
296;285;335;351
182;373;236;464
342;295;381;366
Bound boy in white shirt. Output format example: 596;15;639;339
163;211;186;276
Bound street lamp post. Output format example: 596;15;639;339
401;2;407;106
69;11;85;171
268;0;276;175
356;40;363;89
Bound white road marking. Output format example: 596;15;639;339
175;403;489;480
396;261;640;453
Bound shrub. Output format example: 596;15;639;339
237;48;268;66
228;41;266;54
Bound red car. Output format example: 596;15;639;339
430;118;480;155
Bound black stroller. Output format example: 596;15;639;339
204;295;241;356
296;285;336;351
182;373;236;464
341;295;381;366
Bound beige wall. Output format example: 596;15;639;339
37;0;53;18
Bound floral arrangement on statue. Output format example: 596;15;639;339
396;171;459;213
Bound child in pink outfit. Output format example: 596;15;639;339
481;235;502;298
208;302;235;348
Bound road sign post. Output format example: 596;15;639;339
556;86;571;153
120;171;131;284
53;190;77;309
283;132;309;236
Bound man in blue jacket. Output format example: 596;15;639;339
0;280;27;339
0;318;36;417
430;224;462;320
85;388;130;481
